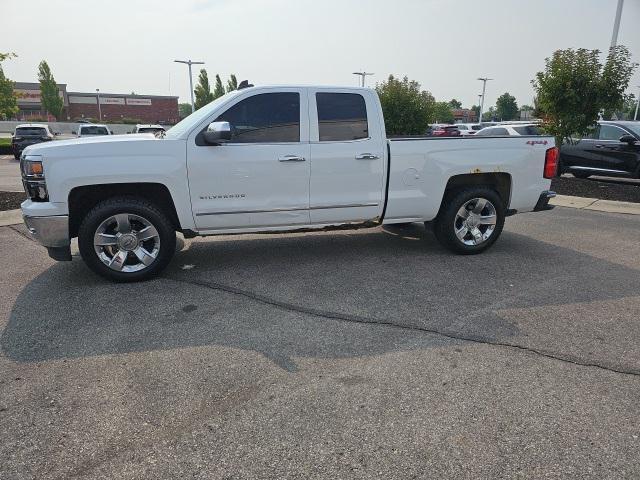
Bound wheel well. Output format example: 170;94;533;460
442;173;512;208
68;183;181;238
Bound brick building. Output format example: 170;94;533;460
452;108;477;123
67;92;179;124
13;82;179;124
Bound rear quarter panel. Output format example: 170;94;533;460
386;136;554;221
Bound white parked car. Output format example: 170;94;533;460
455;123;483;136
20;85;557;281
75;124;112;137
131;124;166;137
475;123;542;136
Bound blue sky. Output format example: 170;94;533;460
3;0;639;108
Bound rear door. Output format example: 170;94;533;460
308;89;385;223
560;127;601;172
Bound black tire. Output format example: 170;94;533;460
78;196;176;282
572;171;591;179
432;187;505;255
13;153;20;160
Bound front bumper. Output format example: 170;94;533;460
23;215;72;261
533;190;556;212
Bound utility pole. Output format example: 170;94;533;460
353;71;374;87
610;0;624;50
174;59;205;113
634;86;640;120
96;88;101;121
477;77;493;123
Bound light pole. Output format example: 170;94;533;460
175;59;205;113
477;77;493;123
96;88;102;121
610;0;624;50
477;94;482;122
353;71;374;87
634;86;640;120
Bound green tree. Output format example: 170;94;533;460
532;45;637;144
471;105;480;121
482;107;496;122
448;98;462;109
194;69;214;110
179;102;192;118
38;60;63;120
226;74;238;93
0;52;18;120
495;92;518;121
375;75;435;135
432;101;454;123
213;74;225;99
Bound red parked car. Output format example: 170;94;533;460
431;125;461;137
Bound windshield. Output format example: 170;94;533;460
165;90;242;140
81;126;109;135
16;127;47;136
138;128;164;134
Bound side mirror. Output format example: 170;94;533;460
619;134;636;144
203;121;232;145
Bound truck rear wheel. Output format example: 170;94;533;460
78;197;176;282
432;187;505;255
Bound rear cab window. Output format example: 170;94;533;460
80;126;109;135
513;125;540;135
15;127;47;136
316;92;368;141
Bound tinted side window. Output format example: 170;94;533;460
316;93;368;141
215;92;300;143
599;124;626;141
492;127;509;135
513;126;540;135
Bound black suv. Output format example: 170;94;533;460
559;121;640;179
11;124;54;160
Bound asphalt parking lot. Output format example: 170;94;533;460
1;205;639;479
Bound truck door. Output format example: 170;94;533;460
308;89;386;224
593;124;639;175
186;89;310;231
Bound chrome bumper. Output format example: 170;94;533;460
23;215;69;248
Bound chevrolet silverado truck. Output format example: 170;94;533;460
20;85;558;282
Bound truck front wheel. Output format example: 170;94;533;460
432;187;505;255
78;197;176;282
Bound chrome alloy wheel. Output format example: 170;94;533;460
93;213;160;272
454;197;498;246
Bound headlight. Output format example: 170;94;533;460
21;157;48;201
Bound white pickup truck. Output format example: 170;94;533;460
20;85;558;282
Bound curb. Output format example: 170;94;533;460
0;209;22;227
550;195;640;215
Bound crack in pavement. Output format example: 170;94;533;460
166;275;640;378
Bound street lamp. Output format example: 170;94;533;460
96;88;101;121
174;59;205;113
477;94;482;122
477;77;493;124
634;86;640;121
610;0;624;50
353;71;374;87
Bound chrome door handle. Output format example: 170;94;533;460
278;155;306;162
594;144;605;148
355;153;380;160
